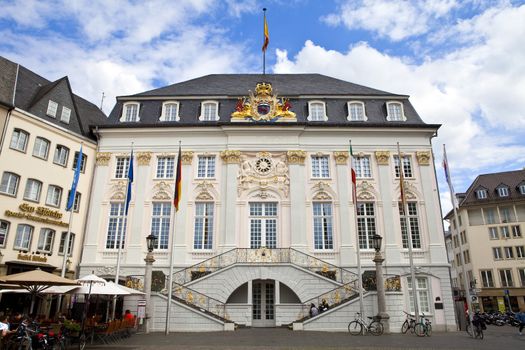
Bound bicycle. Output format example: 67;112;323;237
414;313;432;337
348;312;384;336
401;311;417;334
466;314;485;339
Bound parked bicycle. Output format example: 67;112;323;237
348;312;384;336
401;311;417;334
466;312;486;339
414;313;432;337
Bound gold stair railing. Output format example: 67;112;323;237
172;248;359;285
161;282;229;321
297;281;360;321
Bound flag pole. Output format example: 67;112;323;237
349;140;364;317
113;143;134;319
262;8;268;75
443;144;474;329
56;143;83;314
166;141;182;335
397;142;419;323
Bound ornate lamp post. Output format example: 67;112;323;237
372;233;390;333
144;234;157;333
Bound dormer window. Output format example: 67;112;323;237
386;101;406;121
61;106;71;124
518;183;525;195
120;102;140;122
161;101;180;121
347;101;367;121
199;101;219;121
307;101;327;121
476;189;487;199
497;186;509;197
47;100;58;118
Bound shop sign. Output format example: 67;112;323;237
17;252;48;263
4;203;68;227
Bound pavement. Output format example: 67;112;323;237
86;325;525;350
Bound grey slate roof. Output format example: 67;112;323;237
459;169;525;207
131;74;399;97
0;56;107;140
0;57;17;107
106;74;436;129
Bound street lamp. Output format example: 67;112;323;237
372;233;390;333
144;234;157;333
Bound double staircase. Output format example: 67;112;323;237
158;248;364;329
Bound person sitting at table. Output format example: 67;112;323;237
123;310;134;321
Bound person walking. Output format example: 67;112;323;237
517;309;525;335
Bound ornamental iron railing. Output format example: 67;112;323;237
298;280;360;320
172;247;359;286
161;282;228;321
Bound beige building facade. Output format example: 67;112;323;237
0;56;106;313
445;169;525;313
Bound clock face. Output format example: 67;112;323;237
255;157;272;174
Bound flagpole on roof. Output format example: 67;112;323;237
113;142;134;319
443;144;474;330
397;142;419;323
262;8;269;75
349;140;365;317
166;141;182;335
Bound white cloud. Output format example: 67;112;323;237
274;4;525;192
323;0;458;41
0;0;256;114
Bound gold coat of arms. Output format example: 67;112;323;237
231;82;296;122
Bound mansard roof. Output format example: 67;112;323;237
460;169;525;206
104;73;438;129
0;56;107;140
131;74;398;97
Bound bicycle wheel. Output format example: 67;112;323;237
414;323;427;337
369;321;384;335
425;324;432;336
78;334;86;350
466;324;473;337
474;326;484;340
401;320;410;334
348;320;363;335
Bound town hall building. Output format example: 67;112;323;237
80;74;456;332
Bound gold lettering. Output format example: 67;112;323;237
19;203;35;213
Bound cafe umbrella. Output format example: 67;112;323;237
0;268;79;314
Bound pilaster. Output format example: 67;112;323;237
287;151;307;251
333;151;354;265
220;151;240;251
126;152;151;263
375;151;401;262
173;152;193;264
82;153;111;260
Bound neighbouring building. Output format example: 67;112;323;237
0;56;107;312
80;73;456;332
445;169;525;313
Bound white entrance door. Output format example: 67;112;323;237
249;202;277;248
252;280;275;327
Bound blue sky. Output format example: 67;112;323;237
1;0;524;216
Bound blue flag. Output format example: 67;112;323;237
66;145;82;211
125;150;134;215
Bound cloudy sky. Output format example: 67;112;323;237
1;0;524;215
